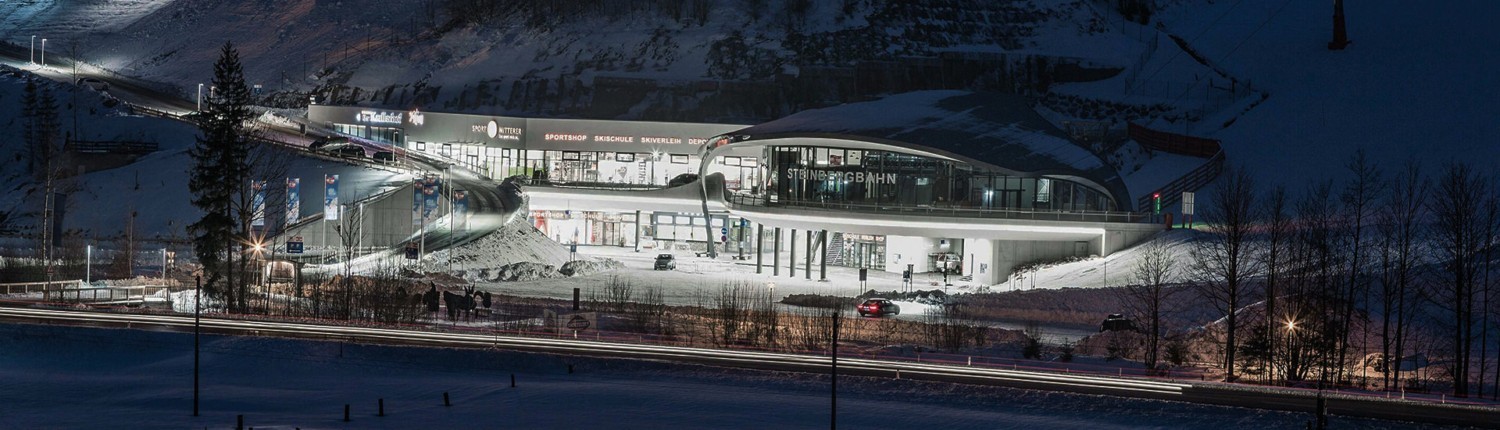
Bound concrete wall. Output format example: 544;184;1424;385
965;238;1096;285
275;184;446;253
883;236;963;275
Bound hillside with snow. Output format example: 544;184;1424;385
0;0;1493;261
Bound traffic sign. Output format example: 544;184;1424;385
859;268;868;281
565;314;591;331
404;243;419;259
287;241;304;254
720;227;728;235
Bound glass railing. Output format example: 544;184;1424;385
724;193;1147;223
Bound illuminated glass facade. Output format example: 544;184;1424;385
762;146;1115;212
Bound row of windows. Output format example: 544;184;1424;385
760;146;1116;212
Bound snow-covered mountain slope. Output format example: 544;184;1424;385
1149;0;1500;186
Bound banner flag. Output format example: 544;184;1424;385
285;178;300;227
412;179;424;227
250;180;266;227
324;174;340;221
453;189;469;231
421;175;441;223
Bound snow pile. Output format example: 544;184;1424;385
473;262;561;283
439;213;572;269
558;258;624;277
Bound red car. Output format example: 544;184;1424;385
857;298;901;317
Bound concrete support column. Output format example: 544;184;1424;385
818;230;828;282
772;228;781;276
804;231;813;280
789;229;797;278
755;223;764;274
633;210;642;252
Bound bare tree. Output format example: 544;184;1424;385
1191;166;1260;381
1261;185;1292;383
1428;162;1490;397
1336;149;1384;384
1376;160;1426;391
1126;237;1179;371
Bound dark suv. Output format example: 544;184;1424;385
653;254;676;270
857;298;900;317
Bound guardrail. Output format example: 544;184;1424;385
66;139;160;154
0;280;82;295
725;193;1148;224
1137;150;1225;211
42;286;169;304
528;179;669;191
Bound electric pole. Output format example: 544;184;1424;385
1328;0;1350;50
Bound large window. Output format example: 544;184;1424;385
763;145;1115;212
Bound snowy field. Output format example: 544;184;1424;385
0;322;1452;430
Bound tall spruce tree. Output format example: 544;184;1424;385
189;42;255;310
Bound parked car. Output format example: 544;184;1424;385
1101;313;1135;332
308;138;330;151
328;145;364;158
857;298;900;317
372;151;396;164
653;254;676;270
77;77;109;91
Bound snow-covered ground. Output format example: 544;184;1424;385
0;322;1445;429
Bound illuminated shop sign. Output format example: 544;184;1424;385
544;133;588;141
539;133;699;144
470;120;523;140
408;109;425;126
785;168;898;184
641;137;683;145
593;135;635;143
356;110;402;124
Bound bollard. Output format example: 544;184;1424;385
967;356;972;366
444;392;451;407
344;404;350;422
895;369;900;379
511;374;516;388
237;415;244;430
379;398;385;417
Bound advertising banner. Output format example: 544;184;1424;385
285;178;300;227
421;175;441;223
250;180;266;227
412;179;424;227
453;189;469;231
324;174;340;221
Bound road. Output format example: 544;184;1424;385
0;41;520;261
0;306;1493;428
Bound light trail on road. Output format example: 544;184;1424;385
0;306;1494;428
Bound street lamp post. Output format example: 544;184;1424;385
651;151;662;186
39;38;46;68
196;83;203;111
30;36;36;64
85;244;91;285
